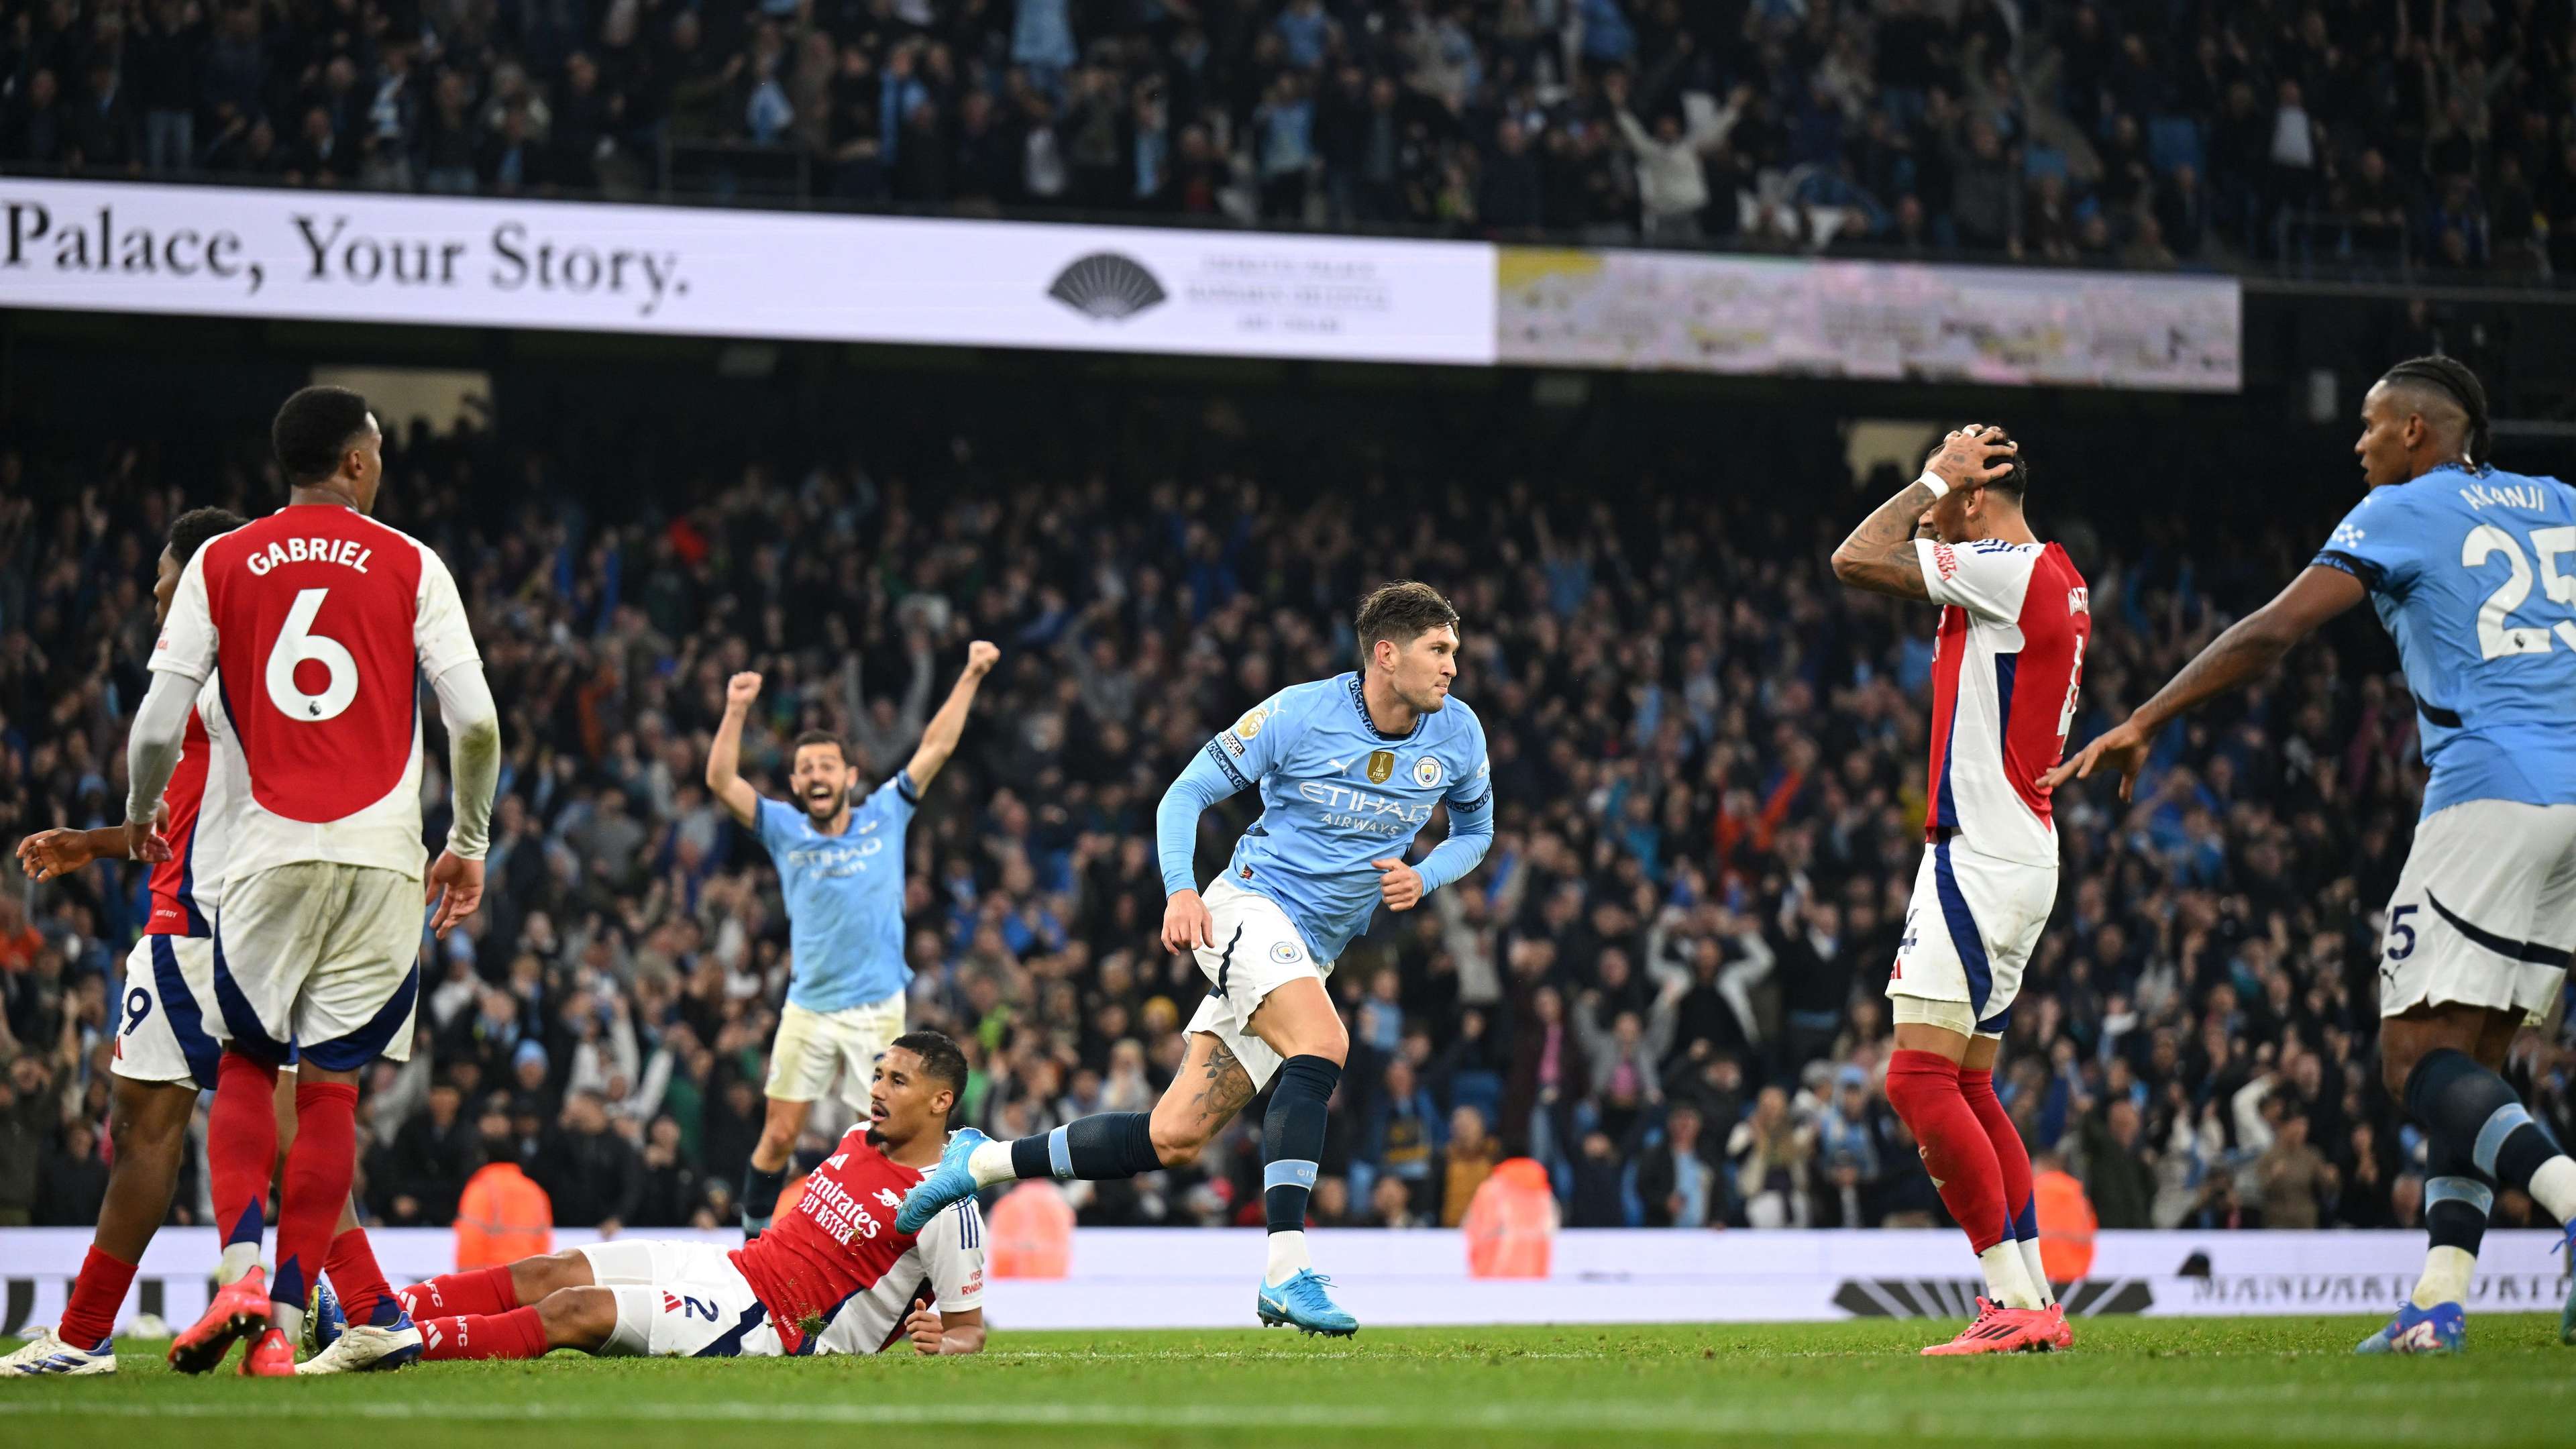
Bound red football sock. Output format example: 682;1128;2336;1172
398;1265;522;1320
325;1224;393;1326
1960;1067;2036;1240
1884;1049;2009;1254
56;1246;138;1350
209;1052;281;1248
418;1307;550;1361
271;1079;359;1312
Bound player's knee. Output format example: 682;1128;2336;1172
107;1089;189;1168
1147;1110;1210;1168
518;1249;594;1301
536;1286;615;1352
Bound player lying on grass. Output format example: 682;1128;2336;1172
894;581;1495;1338
1832;425;2088;1355
355;1032;985;1361
2050;356;2576;1353
3;508;402;1380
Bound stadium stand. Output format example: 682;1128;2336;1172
3;0;2574;276
4;362;2569;1242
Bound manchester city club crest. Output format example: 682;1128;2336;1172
1269;940;1303;965
1413;756;1444;788
1366;749;1395;784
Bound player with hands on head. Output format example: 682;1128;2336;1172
707;640;1000;1239
1831;423;2090;1355
924;581;1496;1340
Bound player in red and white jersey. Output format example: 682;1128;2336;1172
1831;425;2088;1356
126;386;501;1376
390;1032;988;1362
5;508;400;1380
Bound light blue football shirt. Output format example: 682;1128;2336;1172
1159;673;1494;963
2313;462;2576;816
755;772;918;1012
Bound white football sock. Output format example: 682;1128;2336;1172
2526;1156;2576;1226
217;1242;262;1286
2410;1246;2475;1309
1978;1242;2042;1310
967;1139;1018;1188
2016;1236;2055;1308
1266;1230;1311;1285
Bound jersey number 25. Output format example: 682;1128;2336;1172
2465;525;2576;660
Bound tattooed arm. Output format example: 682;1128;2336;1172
1829;425;2020;601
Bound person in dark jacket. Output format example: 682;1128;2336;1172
2079;1097;2158;1230
541;1089;643;1229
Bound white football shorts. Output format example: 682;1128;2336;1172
1885;837;2057;1038
2379;798;2576;1022
1183;877;1332;1092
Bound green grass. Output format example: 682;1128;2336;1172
5;1318;2572;1447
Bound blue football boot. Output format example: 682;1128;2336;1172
2354;1300;2465;1355
896;1127;989;1236
1256;1269;1358;1338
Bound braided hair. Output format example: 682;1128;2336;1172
2377;355;2491;471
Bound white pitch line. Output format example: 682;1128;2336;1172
0;1386;2558;1442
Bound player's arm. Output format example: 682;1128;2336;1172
904;1304;985;1356
705;671;765;828
418;551;500;938
2045;565;2365;801
902;641;1001;792
15;822;154;880
123;546;222;862
1157;697;1284;951
1376;732;1497;913
1829;425;2020;600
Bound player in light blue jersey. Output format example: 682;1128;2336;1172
2052;356;2576;1353
707;641;999;1235
896;582;1495;1336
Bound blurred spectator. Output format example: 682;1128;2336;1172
1438;1104;1497;1227
0;0;2557;277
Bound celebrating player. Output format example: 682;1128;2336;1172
2050;357;2576;1354
386;1032;985;1360
706;642;998;1237
124;386;502;1375
895;580;1494;1338
2;509;391;1378
1831;425;2088;1355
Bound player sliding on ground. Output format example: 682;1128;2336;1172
1832;425;2088;1355
895;581;1495;1338
2050;356;2576;1354
377;1032;985;1360
2;509;398;1378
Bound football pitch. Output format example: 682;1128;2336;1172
5;1318;2571;1448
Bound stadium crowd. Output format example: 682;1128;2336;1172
2;396;2573;1242
5;0;2576;276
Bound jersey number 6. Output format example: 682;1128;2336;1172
266;588;361;722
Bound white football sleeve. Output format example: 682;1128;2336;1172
1915;539;2039;625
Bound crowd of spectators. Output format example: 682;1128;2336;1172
6;0;2576;277
2;384;2573;1241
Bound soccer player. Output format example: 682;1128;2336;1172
3;509;397;1379
127;385;502;1375
2051;357;2576;1354
1831;425;2088;1355
895;581;1495;1337
387;1032;985;1360
706;643;998;1236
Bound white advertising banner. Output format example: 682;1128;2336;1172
0;178;1499;366
3;1227;2559;1335
1497;246;2242;392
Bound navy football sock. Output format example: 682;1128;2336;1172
1010;1111;1163;1181
1263;1055;1342;1235
741;1163;786;1234
2407;1048;2565;1191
